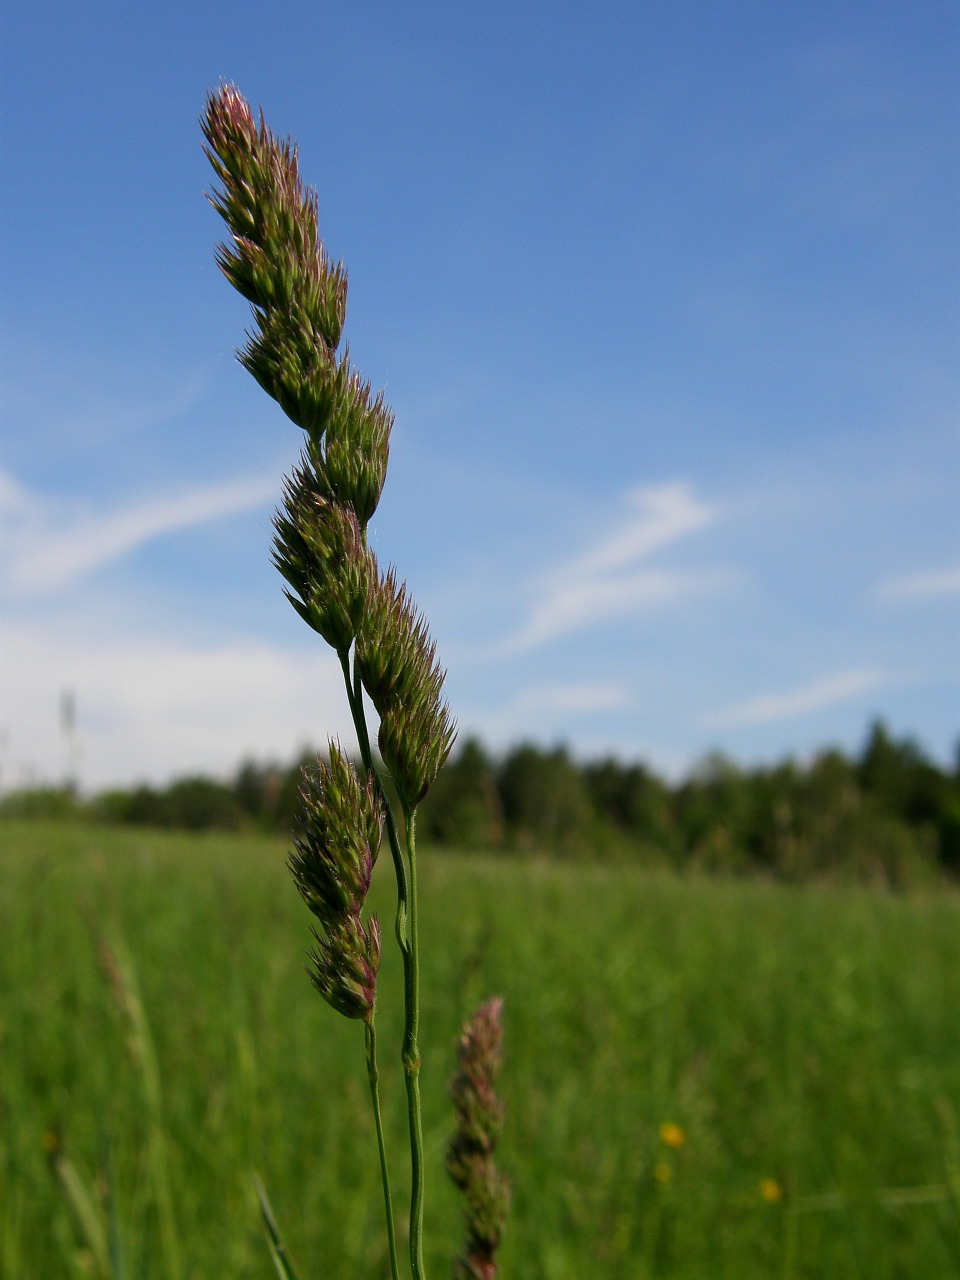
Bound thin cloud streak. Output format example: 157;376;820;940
570;483;716;576
879;568;960;600
462;680;630;749
2;469;278;593
508;568;733;653
701;667;889;729
501;481;725;653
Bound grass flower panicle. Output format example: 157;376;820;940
378;699;457;815
241;305;346;440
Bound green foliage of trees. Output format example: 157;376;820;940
417;722;960;885
495;744;595;857
3;721;958;885
418;737;503;849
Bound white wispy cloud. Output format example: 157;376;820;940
878;568;960;601
501;481;726;653
1;468;277;593
701;667;889;730
0;619;354;791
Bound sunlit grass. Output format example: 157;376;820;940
2;820;959;1278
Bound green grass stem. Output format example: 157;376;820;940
365;1018;402;1280
253;1177;306;1280
51;1149;110;1277
401;807;427;1280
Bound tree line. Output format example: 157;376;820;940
3;722;958;886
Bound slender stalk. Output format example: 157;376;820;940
339;650;411;944
334;647;408;1276
365;1017;401;1280
402;806;427;1280
339;647;428;1280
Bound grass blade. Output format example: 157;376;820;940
98;930;183;1280
253;1176;307;1280
49;1145;110;1278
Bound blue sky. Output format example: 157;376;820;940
1;1;957;790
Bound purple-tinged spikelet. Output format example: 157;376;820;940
203;84;347;355
289;743;384;1021
239;306;342;437
308;911;381;1022
204;84;392;521
355;568;437;715
356;566;456;809
317;374;393;528
273;463;375;654
290;744;383;923
447;998;510;1280
378;699;457;812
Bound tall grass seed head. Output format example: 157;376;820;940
216;223;347;355
290;743;383;1022
203;84;346;333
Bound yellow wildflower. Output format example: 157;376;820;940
659;1121;686;1149
760;1177;784;1203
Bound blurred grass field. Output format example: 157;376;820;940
2;820;959;1279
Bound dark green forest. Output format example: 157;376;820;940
3;722;958;886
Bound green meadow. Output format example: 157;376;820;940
2;820;959;1279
